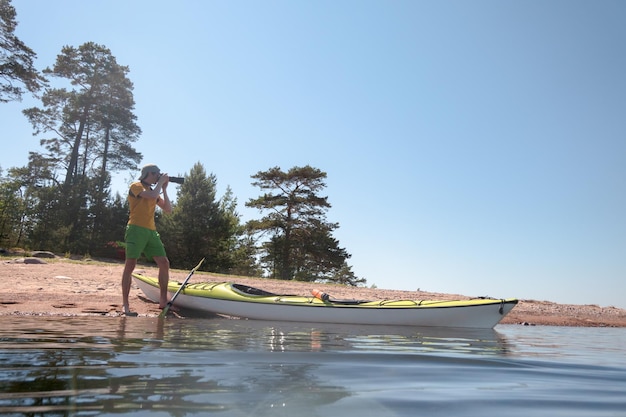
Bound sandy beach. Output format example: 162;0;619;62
2;256;625;327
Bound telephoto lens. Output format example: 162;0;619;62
169;176;184;184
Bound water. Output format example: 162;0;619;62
0;317;624;416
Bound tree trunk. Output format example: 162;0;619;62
64;108;88;190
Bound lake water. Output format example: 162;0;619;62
0;316;624;416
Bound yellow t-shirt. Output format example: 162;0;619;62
127;181;158;230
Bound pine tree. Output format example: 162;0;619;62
21;42;141;253
246;165;364;285
0;0;45;103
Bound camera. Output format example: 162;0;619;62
158;174;184;184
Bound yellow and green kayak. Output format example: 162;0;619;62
133;274;517;328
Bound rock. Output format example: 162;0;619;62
31;251;56;258
24;258;47;264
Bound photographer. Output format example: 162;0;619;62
121;163;173;316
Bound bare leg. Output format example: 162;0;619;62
122;258;138;315
153;256;171;308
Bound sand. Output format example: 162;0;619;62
2;256;625;327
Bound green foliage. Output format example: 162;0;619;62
158;162;258;274
331;263;366;287
23;42;142;191
246;165;365;286
87;192;129;256
10;42;142;254
0;169;27;248
0;0;46;102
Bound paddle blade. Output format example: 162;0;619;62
159;258;205;318
158;303;172;318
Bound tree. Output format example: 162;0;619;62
0;0;45;103
3;155;63;251
158;162;252;273
21;42;142;252
217;185;261;276
0;167;26;247
23;42;141;190
246;165;364;285
88;192;129;257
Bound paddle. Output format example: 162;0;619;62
159;257;205;318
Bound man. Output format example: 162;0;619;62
121;164;172;316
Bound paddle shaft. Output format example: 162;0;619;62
159;257;205;317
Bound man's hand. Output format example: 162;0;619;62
158;173;170;191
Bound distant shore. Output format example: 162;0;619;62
2;256;625;327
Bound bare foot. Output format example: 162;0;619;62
123;305;138;317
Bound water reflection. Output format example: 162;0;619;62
0;316;511;415
110;317;510;355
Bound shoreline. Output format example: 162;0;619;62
2;257;625;327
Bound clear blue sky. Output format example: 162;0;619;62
2;0;625;308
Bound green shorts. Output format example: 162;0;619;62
124;224;166;260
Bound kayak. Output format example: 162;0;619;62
132;274;518;328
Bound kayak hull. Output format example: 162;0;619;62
133;274;517;328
